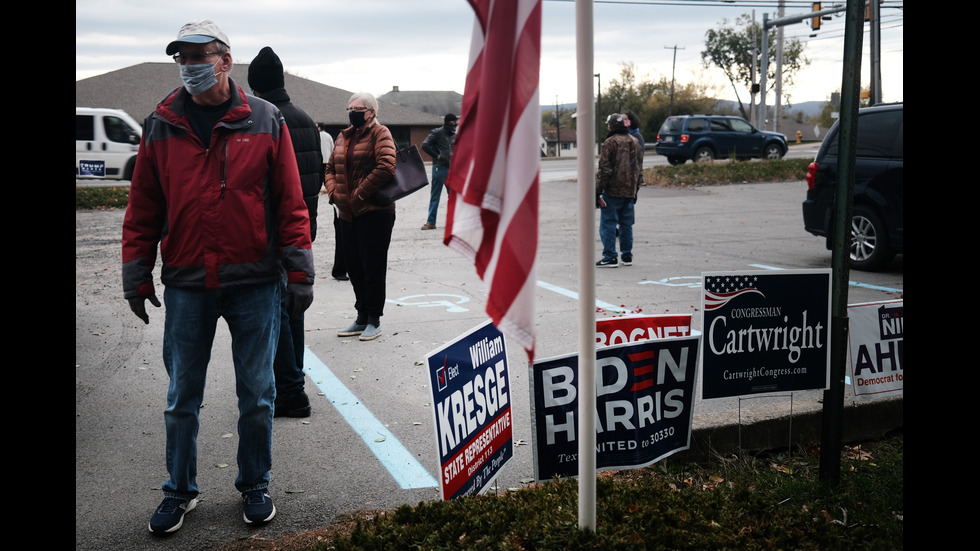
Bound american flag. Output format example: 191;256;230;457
444;0;542;361
703;274;765;311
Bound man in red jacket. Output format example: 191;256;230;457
122;20;314;534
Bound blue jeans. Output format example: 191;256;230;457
426;164;449;226
599;194;634;262
160;281;279;499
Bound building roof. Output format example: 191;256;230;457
75;62;444;127
543;127;578;143
377;86;463;118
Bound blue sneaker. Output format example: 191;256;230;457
242;489;276;524
149;496;197;534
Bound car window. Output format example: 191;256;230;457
729;118;754;133
686;118;707;132
855;110;902;158
103;116;135;144
709;119;730;131
660;118;684;133
824;108;903;159
76;115;95;141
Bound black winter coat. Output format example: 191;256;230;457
258;88;324;240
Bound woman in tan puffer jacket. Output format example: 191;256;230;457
324;92;397;341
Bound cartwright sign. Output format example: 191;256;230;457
700;270;831;400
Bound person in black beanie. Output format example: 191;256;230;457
248;46;322;418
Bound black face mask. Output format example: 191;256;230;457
349;110;367;128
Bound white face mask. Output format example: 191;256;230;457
179;61;222;96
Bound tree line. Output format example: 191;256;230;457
541;13;843;142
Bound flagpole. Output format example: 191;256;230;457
575;0;597;532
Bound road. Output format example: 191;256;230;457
76;143;820;187
540;141;817;181
75;165;900;550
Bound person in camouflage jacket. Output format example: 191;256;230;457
595;113;642;268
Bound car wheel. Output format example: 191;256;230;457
693;147;714;163
849;206;893;271
763;144;784;160
667;156;685;165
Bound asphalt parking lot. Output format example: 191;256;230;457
76;173;902;550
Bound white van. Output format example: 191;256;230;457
76;107;142;180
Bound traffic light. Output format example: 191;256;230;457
811;2;821;31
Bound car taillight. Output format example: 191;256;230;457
805;162;817;190
680;134;689;144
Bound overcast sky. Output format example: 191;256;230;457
76;0;903;110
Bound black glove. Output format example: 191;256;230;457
595;193;606;209
128;294;161;325
286;283;314;318
633;195;638;205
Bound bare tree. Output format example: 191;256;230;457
702;14;808;120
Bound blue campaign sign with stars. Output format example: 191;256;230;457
700;269;832;399
426;320;514;500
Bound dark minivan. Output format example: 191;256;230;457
802;103;903;271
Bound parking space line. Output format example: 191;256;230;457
303;348;438;489
536;280;630;313
750;264;903;294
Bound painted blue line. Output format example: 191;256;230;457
536;280;629;313
303;348;437;489
750;264;903;294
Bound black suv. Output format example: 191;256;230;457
654;114;788;165
802;103;903;271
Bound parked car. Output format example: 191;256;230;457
654;114;787;165
76;107;142;180
802;103;903;271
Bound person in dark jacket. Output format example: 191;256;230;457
625;110;646;186
319;123;347;281
124;20;314;534
419;113;457;230
248;46;322;419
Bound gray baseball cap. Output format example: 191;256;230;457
166;20;230;55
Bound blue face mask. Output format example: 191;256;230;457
179;62;221;96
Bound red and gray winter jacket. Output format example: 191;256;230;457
122;80;314;299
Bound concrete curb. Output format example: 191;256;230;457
677;397;903;462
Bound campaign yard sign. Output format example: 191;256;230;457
78;160;106;177
847;300;903;401
595;314;693;347
427;320;514;500
701;270;831;400
529;335;700;482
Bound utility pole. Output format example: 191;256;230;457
759;3;848;130
594;73;601;147
750;11;757;124
664;45;683;115
774;1;785;132
555;95;561;158
869;0;882;105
